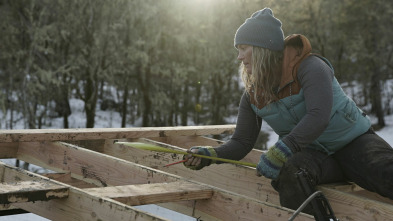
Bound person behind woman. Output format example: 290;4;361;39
184;7;393;214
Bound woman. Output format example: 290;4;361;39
184;7;393;213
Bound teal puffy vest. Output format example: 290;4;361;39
251;69;370;154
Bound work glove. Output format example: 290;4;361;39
256;140;293;180
183;146;217;170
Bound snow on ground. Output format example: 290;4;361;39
0;213;48;221
374;114;393;145
1;98;393;220
0;205;195;221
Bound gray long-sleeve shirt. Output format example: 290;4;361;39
215;55;334;159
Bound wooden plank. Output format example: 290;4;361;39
86;178;312;220
66;139;106;152
0;143;18;158
322;182;393;204
103;138;280;205
0;204;20;211
0;181;68;206
15;141;312;220
17;141;180;186
319;184;393;221
171;190;313;221
158;191;314;221
0;162;169;221
42;173;97;188
0;125;236;142
85;181;213;206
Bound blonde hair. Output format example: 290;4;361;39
241;46;283;106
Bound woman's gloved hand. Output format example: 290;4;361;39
183;146;217;170
256;140;293;179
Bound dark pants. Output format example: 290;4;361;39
271;130;393;214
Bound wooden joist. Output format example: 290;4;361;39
0;142;18;158
17;141;179;186
0;125;236;143
2;139;313;220
319;184;393;220
103;137;393;221
0;181;68;208
0;161;169;221
42;173;97;188
103;138;280;204
85;181;214;206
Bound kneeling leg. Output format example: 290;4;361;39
271;149;344;214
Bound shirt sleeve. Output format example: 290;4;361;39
282;55;334;151
214;92;262;160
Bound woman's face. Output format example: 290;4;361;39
237;45;253;74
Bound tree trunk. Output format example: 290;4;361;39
63;114;69;129
121;83;129;128
181;83;189;126
62;94;71;129
211;74;223;125
370;70;385;129
366;15;385;129
194;79;202;125
85;70;98;128
57;84;71;129
137;66;152;127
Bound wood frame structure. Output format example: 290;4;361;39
0;125;392;220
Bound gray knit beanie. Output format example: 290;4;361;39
234;8;284;51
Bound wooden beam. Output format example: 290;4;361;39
0;143;18;158
0;173;95;214
319;184;393;221
103;138;280;205
66;139;106;152
42;173;97;188
15;141;312;220
169;190;311;221
0;181;68;207
321;182;393;204
17;141;180;186
85;181;213;206
0;125;236;142
0;162;169;221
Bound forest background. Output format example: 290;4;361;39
1;0;393;150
